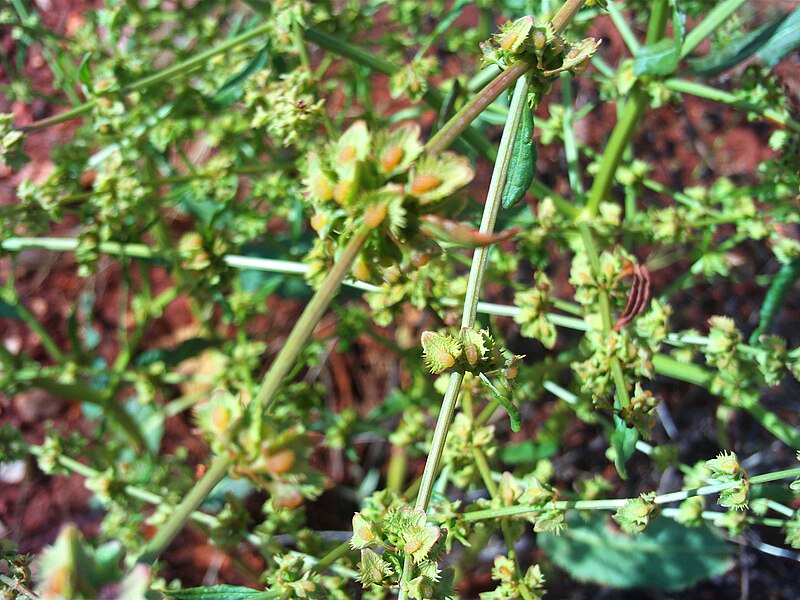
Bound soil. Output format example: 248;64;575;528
1;2;799;599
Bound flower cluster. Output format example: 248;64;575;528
706;451;749;511
303;120;474;287
613;492;658;534
480;556;545;600
351;506;453;599
195;389;324;509
480;16;601;95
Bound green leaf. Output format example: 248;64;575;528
164;584;265;600
634;3;685;77
500;439;559;465
77;53;93;91
538;512;734;591
610;414;638;480
756;5;800;67
689;17;785;75
207;44;270;109
634;38;680;76
135;337;219;368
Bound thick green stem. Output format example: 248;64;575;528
651;354;711;387
583;88;648;216
741;401;800;449
138;454;234;564
584;0;669;217
645;0;670;45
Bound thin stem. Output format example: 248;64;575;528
664;78;800;133
577;221;631;409
17;22;273;132
8;299;66;363
426;61;532;156
0;575;38;600
309;541;353;573
681;0;748;58
561;74;584;198
551;0;588;34
473;447;532;597
139;225;370;564
304;27;496;160
606;1;640;55
25;443;218;528
138;454;234;564
400;73;533;600
462;75;532;327
460;466;800;521
253;226;370;415
30;377;147;451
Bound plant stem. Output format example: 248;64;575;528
17;23;273;132
577;221;631;410
29;377;147;451
309;541;353;573
138;454;234;564
606;1;640;55
426;60;532;156
460;466;800;521
560;73;584;198
253;225;370;415
741;400;800;449
399;73;535;600
680;0;748;58
583;88;648;216
645;0;670;45
0;575;38;600
584;0;669;216
664;78;800;133
551;0;587;34
138;225;370;564
473;447;533;599
304;27;496;160
651;354;711;387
